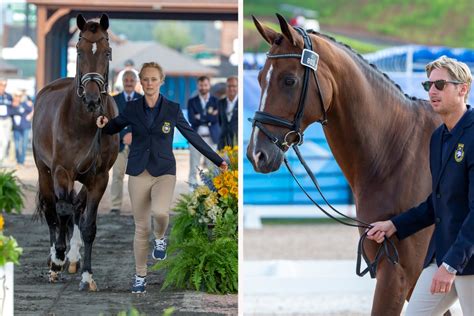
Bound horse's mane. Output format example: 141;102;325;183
309;30;426;105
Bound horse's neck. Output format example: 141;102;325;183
323;59;434;197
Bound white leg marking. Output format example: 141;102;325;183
81;271;93;284
67;225;82;262
252;64;273;161
50;243;66;266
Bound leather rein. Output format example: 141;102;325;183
249;27;399;278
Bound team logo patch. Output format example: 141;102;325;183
454;143;464;163
162;122;171;134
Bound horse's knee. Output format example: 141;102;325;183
56;200;74;216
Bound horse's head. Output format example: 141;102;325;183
247;14;333;173
76;14;111;112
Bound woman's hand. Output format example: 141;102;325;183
220;161;228;171
96;116;109;128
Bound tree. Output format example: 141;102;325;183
153;22;192;51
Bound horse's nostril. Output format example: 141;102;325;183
255;151;267;165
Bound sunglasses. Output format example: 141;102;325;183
421;79;463;92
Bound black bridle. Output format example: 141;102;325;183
75;32;112;175
250;27;399;278
251;27;327;150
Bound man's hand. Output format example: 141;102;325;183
123;132;132;145
431;265;455;294
194;114;201;120
366;220;397;243
220;161;228;171
96;116;108;128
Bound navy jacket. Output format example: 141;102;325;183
392;107;474;275
217;97;238;150
113;91;142;152
103;96;224;177
187;94;220;144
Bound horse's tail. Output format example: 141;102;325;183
32;188;47;223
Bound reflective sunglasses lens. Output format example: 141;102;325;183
422;81;431;91
434;80;447;90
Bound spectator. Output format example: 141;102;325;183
0;79;13;166
110;70;142;214
217;76;238;149
187;76;220;188
10;90;33;166
114;59;140;93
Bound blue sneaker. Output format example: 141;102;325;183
131;275;146;294
152;238;167;260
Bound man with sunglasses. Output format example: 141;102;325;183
367;56;473;315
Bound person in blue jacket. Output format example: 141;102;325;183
96;62;228;294
10;90;33;166
110;70;142;215
367;56;473;315
187;76;220;188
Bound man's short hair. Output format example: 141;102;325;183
124;59;135;67
227;76;238;84
197;75;210;83
426;56;472;101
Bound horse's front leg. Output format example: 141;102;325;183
51;165;75;281
66;186;87;274
368;235;425;316
78;174;108;291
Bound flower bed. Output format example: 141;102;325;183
153;146;238;294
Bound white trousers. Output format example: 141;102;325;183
406;262;474;316
0;118;12;164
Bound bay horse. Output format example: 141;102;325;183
247;14;443;315
32;14;118;291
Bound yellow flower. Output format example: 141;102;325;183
0;215;4;230
218;187;229;197
230;186;238;196
213;176;223;189
195;185;211;197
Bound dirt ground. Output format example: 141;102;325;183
3;151;237;316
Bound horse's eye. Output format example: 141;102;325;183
285;78;296;86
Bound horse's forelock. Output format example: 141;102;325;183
83;21;105;34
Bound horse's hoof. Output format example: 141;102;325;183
49;270;60;283
68;261;80;274
79;279;98;292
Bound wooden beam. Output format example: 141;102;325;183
36;6;47;90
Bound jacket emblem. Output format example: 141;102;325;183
162;122;171;134
454;143;464;163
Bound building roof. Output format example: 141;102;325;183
110;40;217;76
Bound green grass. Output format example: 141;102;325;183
244;0;474;48
244;18;386;53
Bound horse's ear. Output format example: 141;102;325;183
276;13;304;48
77;14;86;31
99;14;109;31
253;15;278;45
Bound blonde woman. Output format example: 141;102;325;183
97;62;227;293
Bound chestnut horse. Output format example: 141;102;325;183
247;15;443;315
32;14;118;291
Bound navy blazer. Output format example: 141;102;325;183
217;97;238;150
392;107;474;275
113;92;142;152
103;96;224;177
187;95;220;144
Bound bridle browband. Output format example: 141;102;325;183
75;34;111;98
250;27;327;150
250;27;399;278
